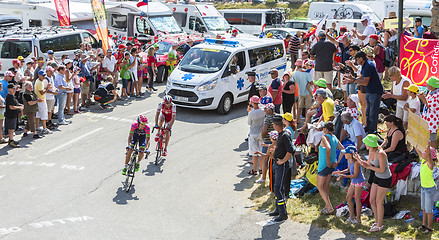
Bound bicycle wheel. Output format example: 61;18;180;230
125;157;136;192
155;135;163;165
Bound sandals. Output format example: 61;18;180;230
417;225;427;231
248;170;258;175
321;208;335;215
422;226;433;234
259;169;263;174
369;224;384;232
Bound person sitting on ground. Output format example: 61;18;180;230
317;122;343;215
339;111;366;152
334;145;365;224
414;145;437;234
357;134;391;232
380;115;408;160
345;94;360;121
94;79;118;110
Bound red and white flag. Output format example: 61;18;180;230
53;0;71;26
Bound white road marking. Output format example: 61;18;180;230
83;112;132;123
45;128;103;155
129;109;156;118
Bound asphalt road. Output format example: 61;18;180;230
0;83;368;240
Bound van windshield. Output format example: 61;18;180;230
180;48;230;73
149;16;184;34
0;40;32;59
203;17;231;31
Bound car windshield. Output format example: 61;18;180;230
0;40;32;59
179;48;230;73
155;42;172;55
203;17;231;31
149;16;184;34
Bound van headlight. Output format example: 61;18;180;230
167;78;172;87
197;80;217;91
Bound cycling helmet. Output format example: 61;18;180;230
137;114;148;125
163;95;173;103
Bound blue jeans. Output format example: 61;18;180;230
365;92;381;134
56;92;67;123
347;83;357;96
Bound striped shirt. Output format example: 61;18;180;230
288;35;300;55
263;114;275;142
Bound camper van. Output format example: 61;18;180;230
0;0;102;31
168;3;231;37
219;9;285;36
106;1;187;42
0;28;101;74
307;2;381;24
166;38;286;114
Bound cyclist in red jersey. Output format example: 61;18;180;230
154;95;176;157
123;114;150;175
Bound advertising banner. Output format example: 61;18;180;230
54;0;70;26
90;0;109;51
400;35;439;86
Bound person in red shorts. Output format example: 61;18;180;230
154;95;176;156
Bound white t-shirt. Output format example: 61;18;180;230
362;25;376;46
103;55;117;72
393;76;410;108
407;96;421;116
0;95;5;115
44;76;56;100
344;118;366;148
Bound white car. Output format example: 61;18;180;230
166;38;287;114
263;27;302;39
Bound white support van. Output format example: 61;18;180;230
167;3;232;37
219;9;285;36
0;28;101;74
307;2;381;24
165;38;286;114
106;1;187;42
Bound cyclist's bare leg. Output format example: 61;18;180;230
165;131;170;149
158;118;164;128
138;151;144;163
125;148;133;165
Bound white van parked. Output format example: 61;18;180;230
0;27;101;74
307;2;381;24
219;9;285;36
168;3;231;37
165;38;286;114
107;1;186;42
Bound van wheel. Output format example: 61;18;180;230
156;66;168;83
217;93;233;115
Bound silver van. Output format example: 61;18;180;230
0;27;101;74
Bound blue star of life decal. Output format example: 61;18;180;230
182;73;195;81
237;78;244;90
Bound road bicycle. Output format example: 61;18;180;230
124;144;139;192
152;126;171;165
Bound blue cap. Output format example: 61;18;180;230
47;50;54;54
38;70;46;76
342;145;357;154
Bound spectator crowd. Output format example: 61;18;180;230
245;12;439;233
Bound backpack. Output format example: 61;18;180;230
378;43;396;68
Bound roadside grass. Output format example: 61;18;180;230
250;173;439;239
214;2;310;19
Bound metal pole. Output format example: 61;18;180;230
397;0;403;60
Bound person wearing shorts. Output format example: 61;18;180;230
5;83;23;148
93;82;117;109
154;96;176;157
247;95;265;176
35;70;51;134
358;134;392;232
122;115;150;175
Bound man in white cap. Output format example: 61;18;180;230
352;15;376;46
